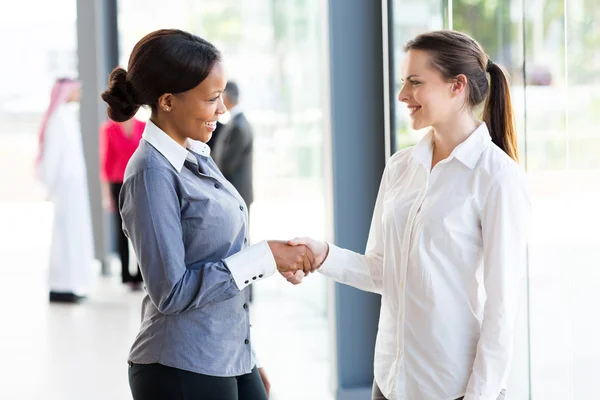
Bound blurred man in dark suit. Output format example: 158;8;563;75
212;81;255;302
212;81;254;209
206;121;224;150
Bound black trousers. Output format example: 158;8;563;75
129;363;268;400
109;183;142;284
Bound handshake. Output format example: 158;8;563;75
267;237;329;285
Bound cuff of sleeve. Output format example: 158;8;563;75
317;243;343;275
225;240;277;290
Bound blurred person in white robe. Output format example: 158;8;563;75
36;77;93;303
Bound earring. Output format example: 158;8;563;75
164;107;171;112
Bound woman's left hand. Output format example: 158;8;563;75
258;367;271;398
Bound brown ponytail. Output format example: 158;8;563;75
405;30;519;162
483;62;518;162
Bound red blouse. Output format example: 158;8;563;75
100;119;145;183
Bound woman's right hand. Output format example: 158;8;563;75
267;240;316;275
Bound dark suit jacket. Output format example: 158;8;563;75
206;121;224;149
212;112;254;207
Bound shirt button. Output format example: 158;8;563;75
244;339;249;344
214;183;221;189
244;280;249;284
243;303;248;309
258;274;263;278
252;276;257;280
239;205;244;211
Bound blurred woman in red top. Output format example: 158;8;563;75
100;117;145;290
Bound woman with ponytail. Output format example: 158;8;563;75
36;77;93;303
287;30;531;400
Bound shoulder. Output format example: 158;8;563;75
124;141;179;181
478;142;526;184
233;113;251;130
476;143;529;205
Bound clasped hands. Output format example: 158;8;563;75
267;237;329;285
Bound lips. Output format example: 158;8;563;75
205;121;217;131
407;105;421;116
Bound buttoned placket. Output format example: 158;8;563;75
183;157;254;359
183;157;251;246
391;155;455;395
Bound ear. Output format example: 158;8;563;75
158;93;174;112
450;74;468;97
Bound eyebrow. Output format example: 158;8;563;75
401;74;421;81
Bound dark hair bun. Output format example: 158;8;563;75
101;67;140;122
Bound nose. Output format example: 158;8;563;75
398;84;410;103
216;96;226;115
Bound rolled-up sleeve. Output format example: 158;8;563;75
464;168;531;400
120;167;242;315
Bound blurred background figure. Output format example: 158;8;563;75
206;120;224;150
212;81;254;210
99;116;145;291
35;77;93;304
212;81;256;302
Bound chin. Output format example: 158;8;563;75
410;121;424;130
192;130;211;143
410;118;431;131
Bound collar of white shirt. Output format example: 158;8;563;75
228;105;243;119
142;119;211;171
411;122;492;170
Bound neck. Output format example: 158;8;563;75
431;113;478;159
150;114;187;148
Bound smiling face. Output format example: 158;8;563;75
398;49;462;131
163;61;228;143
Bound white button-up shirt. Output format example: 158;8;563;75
319;123;530;400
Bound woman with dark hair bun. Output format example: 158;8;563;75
101;29;317;400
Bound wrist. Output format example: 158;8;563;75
318;242;329;267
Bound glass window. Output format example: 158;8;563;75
564;0;600;397
0;0;78;200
